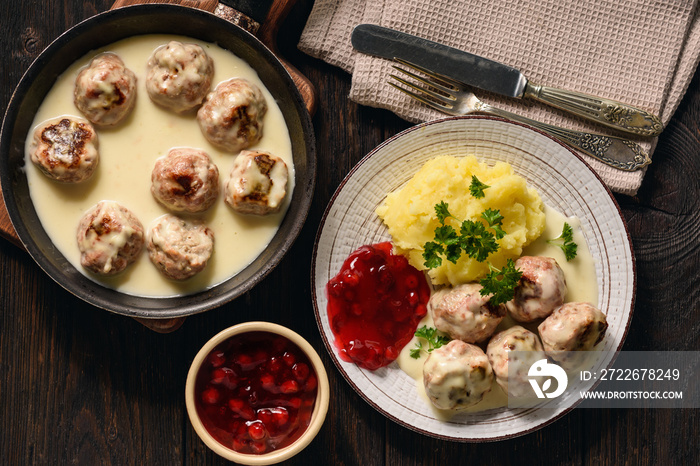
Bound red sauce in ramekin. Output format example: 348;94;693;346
194;331;318;454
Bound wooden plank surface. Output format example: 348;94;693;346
1;0;698;465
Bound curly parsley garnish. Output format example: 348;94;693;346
469;175;490;199
458;220;499;262
422;202;504;268
479;259;523;306
434;201;453;223
548;222;578;261
421;201;523;306
481;208;506;239
409;326;451;359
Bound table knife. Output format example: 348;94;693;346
351;24;662;137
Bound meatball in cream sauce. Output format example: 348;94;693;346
151;147;220;213
224;150;288;215
486;326;546;398
423;340;493;410
197;78;267;152
76;201;144;275
506;256;567;322
538;302;608;369
29;116;99;183
145;41;214;113
428;283;505;343
147;214;214;281
74;53;137;126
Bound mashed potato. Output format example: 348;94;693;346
376;156;545;286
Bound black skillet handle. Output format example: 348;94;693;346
217;0;271;33
211;0;266;34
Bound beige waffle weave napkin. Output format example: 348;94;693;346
299;0;700;195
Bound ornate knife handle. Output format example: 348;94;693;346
523;82;663;137
482;106;652;171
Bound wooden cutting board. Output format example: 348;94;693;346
0;0;316;332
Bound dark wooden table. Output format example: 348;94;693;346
1;1;698;464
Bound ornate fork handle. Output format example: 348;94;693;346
479;103;651;171
523;83;663;137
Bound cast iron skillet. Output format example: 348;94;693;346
0;4;316;318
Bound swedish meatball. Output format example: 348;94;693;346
224;150;288;215
74;53;137;126
506;256;567;322
77;201;144;275
428;283;505;343
146;41;214;113
197;78;267;152
423;340;493;410
29;117;99;183
147;214;214;281
151;148;219;213
486;326;546;398
538;302;608;369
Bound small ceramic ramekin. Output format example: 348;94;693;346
186;321;330;465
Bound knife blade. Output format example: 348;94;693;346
351;24;662;137
352;23;526;98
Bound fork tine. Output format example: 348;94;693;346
389;72;455;107
391;65;455;97
388;81;454;113
393;58;464;89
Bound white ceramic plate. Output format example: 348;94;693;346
311;116;635;441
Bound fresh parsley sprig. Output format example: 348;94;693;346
434;201;453;223
458;220;499;262
548;222;578;261
481;208;506;239
469;175;490;199
409;326;451;359
479;259;523;306
422;202;505;268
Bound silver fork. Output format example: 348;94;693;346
389;58;651;171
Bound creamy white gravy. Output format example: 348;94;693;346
25;34;294;297
397;205;598;418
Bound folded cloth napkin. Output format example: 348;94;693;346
299;0;700;195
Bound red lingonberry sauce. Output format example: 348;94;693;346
326;242;430;370
194;332;318;455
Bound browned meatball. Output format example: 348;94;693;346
538;302;608;369
423;340;493;410
147;214;214;281
486;326;546;398
197;78;267;152
151;148;220;213
506;256;567;322
73;52;136;126
74;53;137;126
28;116;99;183
146;41;214;113
77;201;145;275
428;283;505;343
224;150;288;215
